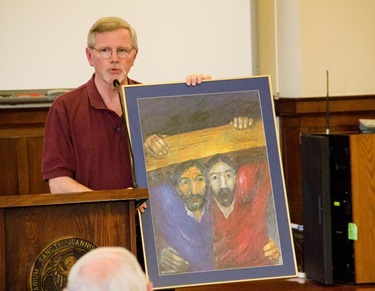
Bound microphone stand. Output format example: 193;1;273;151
113;79;139;191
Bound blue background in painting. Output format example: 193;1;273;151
123;76;297;289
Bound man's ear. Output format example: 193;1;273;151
133;48;139;60
128;48;138;68
86;47;94;67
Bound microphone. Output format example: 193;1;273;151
113;79;123;110
113;79;120;88
113;79;125;116
113;126;125;133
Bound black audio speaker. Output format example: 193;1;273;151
301;134;334;285
302;133;375;285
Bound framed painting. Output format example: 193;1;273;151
122;76;297;289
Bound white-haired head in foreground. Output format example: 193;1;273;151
64;246;152;291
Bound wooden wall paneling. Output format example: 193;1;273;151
26;136;50;194
16;137;29;194
0;106;49;196
0;138;19;195
0;209;5;291
0;108;49;128
0;135;48;196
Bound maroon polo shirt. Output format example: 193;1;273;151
42;75;140;190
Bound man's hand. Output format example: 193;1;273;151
186;74;212;86
48;176;92;194
138;202;147;213
263;239;280;264
160;246;191;274
232;117;254;129
143;134;169;157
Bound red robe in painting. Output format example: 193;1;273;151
212;160;272;269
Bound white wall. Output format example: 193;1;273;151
0;0;254;90
300;0;375;97
276;0;302;97
271;0;375;98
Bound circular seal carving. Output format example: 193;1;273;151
29;237;97;291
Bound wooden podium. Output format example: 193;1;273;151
0;188;148;290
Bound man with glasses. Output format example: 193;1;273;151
42;16;208;197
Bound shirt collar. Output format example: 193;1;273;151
87;74;107;110
185;203;206;223
87;74;139;110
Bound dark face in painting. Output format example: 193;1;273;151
177;166;207;212
208;161;236;207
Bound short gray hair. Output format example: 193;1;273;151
87;16;138;49
65;247;148;291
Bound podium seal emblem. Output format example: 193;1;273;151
29;237;97;291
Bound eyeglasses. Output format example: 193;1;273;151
91;47;134;59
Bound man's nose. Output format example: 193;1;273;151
191;182;198;194
220;175;227;188
110;51;120;61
